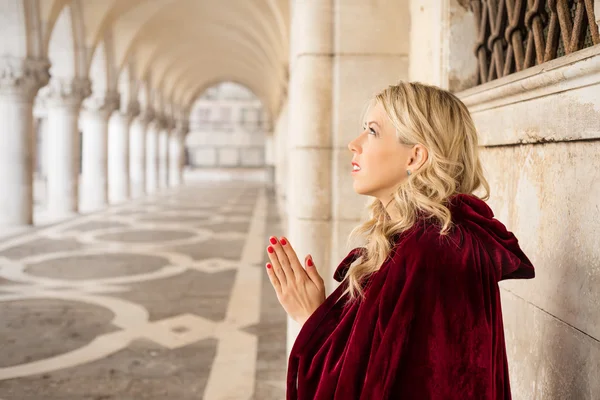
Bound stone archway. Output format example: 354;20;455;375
187;82;270;170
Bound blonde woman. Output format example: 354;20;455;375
265;82;535;400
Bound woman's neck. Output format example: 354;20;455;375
382;198;402;222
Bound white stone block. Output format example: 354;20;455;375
218;148;239;166
290;0;333;59
501;290;600;399
331;148;369;220
335;0;409;55
481;141;600;340
332;55;409;148
469;84;600;146
288;56;333;148
192;148;217;166
240;148;263;167
288;148;332;220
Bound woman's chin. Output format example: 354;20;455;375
352;182;371;196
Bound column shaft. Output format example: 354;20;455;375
169;132;183;186
158;128;169;188
0;97;35;225
129;116;147;198
108;112;130;203
80;109;110;211
145;122;159;194
46;103;82;216
44;78;91;217
0;57;50;226
286;0;334;353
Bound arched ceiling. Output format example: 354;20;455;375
41;0;289;117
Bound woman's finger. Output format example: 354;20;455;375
269;237;295;280
265;262;282;295
305;255;324;288
279;236;308;279
267;245;287;286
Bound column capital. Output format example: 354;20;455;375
153;113;167;130
138;108;154;124
175;119;190;138
0;56;50;100
164;116;176;131
42;77;92;108
126;101;141;119
82;90;120;118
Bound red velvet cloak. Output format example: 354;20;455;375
286;194;535;399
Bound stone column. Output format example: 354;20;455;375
108;101;139;203
45;78;91;217
274;102;289;216
286;0;334;352
145;117;161;194
0;56;50;226
129;109;152;198
330;0;409;272
169;122;187;186
158;121;170;189
264;132;276;186
80;92;120;212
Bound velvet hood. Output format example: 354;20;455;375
286;194;535;399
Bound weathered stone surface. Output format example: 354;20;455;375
0;183;286;399
0;299;117;368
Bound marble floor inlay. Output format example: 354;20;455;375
0;182;287;400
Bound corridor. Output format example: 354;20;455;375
0;182;287;400
1;0;599;397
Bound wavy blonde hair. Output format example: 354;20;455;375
342;81;490;302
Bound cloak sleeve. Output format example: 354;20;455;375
359;227;517;399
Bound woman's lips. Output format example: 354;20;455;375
352;162;361;173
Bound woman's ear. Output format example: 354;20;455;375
411;145;428;170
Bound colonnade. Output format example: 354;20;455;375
0;57;189;227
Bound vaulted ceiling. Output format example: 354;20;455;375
40;0;289;116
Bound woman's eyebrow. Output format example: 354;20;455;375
365;121;380;128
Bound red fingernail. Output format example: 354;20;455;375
280;238;287;246
267;246;274;253
269;237;277;245
266;263;272;269
307;258;314;267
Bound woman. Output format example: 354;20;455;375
265;81;535;399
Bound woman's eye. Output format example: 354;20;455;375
369;127;377;136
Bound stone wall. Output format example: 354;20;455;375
408;0;600;397
460;48;600;399
186;82;269;169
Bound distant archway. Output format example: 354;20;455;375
186;82;269;169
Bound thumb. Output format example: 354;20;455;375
305;255;323;285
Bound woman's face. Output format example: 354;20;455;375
347;102;419;203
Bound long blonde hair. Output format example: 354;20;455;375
342;81;490;302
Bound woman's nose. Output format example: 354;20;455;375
348;137;359;153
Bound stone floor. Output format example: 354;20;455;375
0;182;287;400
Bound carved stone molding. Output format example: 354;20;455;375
127;101;141;119
82;90;120;118
0;56;51;100
164;116;176;131
153;113;166;130
42;77;92;109
176;120;190;138
137;108;155;125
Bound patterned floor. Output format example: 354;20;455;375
0;182;287;400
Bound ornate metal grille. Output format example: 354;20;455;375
471;0;600;84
